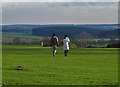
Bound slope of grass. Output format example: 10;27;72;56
2;32;44;42
2;45;118;85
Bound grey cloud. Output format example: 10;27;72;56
2;0;119;2
2;2;118;24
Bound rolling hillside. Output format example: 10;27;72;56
2;24;119;38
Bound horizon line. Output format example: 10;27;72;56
1;23;119;26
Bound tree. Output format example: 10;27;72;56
75;32;93;40
32;38;40;44
13;37;21;45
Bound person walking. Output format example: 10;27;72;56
50;33;59;57
63;35;70;56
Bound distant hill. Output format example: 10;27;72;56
2;25;36;33
2;24;120;38
32;26;101;38
99;29;120;38
32;24;119;38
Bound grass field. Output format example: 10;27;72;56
2;32;44;43
2;45;118;85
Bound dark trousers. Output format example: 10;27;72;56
64;50;69;56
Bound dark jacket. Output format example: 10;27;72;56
50;36;59;45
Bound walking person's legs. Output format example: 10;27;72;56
67;50;69;54
64;50;69;56
52;45;57;57
66;50;69;56
64;50;67;56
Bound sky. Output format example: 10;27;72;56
1;0;119;25
1;0;120;2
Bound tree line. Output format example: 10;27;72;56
2;36;120;48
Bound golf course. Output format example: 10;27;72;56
2;45;118;85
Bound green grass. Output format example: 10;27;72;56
2;32;44;42
2;45;118;85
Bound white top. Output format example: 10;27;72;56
63;37;70;50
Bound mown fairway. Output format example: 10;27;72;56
2;45;118;85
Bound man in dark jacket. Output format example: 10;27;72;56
50;33;59;57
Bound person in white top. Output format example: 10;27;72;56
63;35;70;56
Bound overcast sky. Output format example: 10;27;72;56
2;1;118;25
1;0;120;2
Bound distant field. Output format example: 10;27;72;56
2;45;118;85
2;32;44;42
